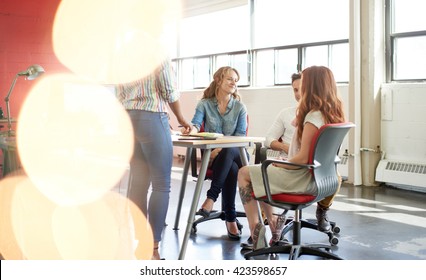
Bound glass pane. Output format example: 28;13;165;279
393;0;426;33
394;36;426;80
304;45;328;68
181;59;194;90
256;50;274;86
330;43;349;82
232;53;249;86
179;5;249;57
254;0;349;48
216;55;231;69
193;58;210;88
275;48;298;84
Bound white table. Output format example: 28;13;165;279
172;135;264;260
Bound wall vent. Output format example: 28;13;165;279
384;161;426;174
376;160;426;191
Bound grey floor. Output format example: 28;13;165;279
160;158;426;260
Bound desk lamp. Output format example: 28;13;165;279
4;64;45;136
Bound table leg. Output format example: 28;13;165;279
178;148;211;260
173;147;193;230
239;147;249;166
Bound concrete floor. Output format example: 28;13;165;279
1;158;425;261
160;159;426;260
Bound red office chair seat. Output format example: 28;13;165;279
244;122;355;260
268;193;316;204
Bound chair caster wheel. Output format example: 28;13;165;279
332;225;340;234
330;236;339;245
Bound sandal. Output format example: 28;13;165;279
252;222;266;250
269;214;286;246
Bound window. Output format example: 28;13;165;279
255;50;275;86
387;0;426;81
254;0;349;48
304;45;329;69
275;48;298;85
193;57;210;89
179;5;249;57
174;0;349;89
303;42;349;83
176;4;249;89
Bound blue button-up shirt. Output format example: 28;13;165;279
191;97;248;136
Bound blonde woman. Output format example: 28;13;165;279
183;66;248;240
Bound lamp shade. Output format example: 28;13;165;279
18;64;45;80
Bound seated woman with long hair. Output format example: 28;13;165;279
237;65;345;250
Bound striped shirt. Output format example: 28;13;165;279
115;59;180;113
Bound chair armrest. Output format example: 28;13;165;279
259;146;268;163
335;155;341;164
259;159;320;205
254;142;263;164
262;158;319;170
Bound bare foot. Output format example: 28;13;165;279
201;198;214;212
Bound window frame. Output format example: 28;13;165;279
385;0;426;82
172;39;348;90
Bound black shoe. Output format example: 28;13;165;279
240;236;253;250
226;221;242;240
196;208;210;218
316;205;331;232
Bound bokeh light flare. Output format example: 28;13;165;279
17;73;134;206
52;0;182;84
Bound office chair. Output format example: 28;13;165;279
258;147;341;245
244;122;355;260
190;117;261;234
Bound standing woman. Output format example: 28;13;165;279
116;59;191;260
182;66;248;240
238;66;345;250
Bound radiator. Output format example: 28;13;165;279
375;160;426;192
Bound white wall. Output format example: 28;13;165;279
380;83;426;164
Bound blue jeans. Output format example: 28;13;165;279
207;147;247;222
127;110;172;242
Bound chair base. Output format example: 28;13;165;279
243;214;342;260
192;210;246;233
244;242;342;260
282;218;340;245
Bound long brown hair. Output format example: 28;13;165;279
296;66;345;141
202;66;241;101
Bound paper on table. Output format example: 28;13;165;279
190;132;224;138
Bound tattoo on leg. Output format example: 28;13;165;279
239;183;254;205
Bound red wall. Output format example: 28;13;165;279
0;0;69;121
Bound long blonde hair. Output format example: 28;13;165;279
202;66;241;101
296;66;345;142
